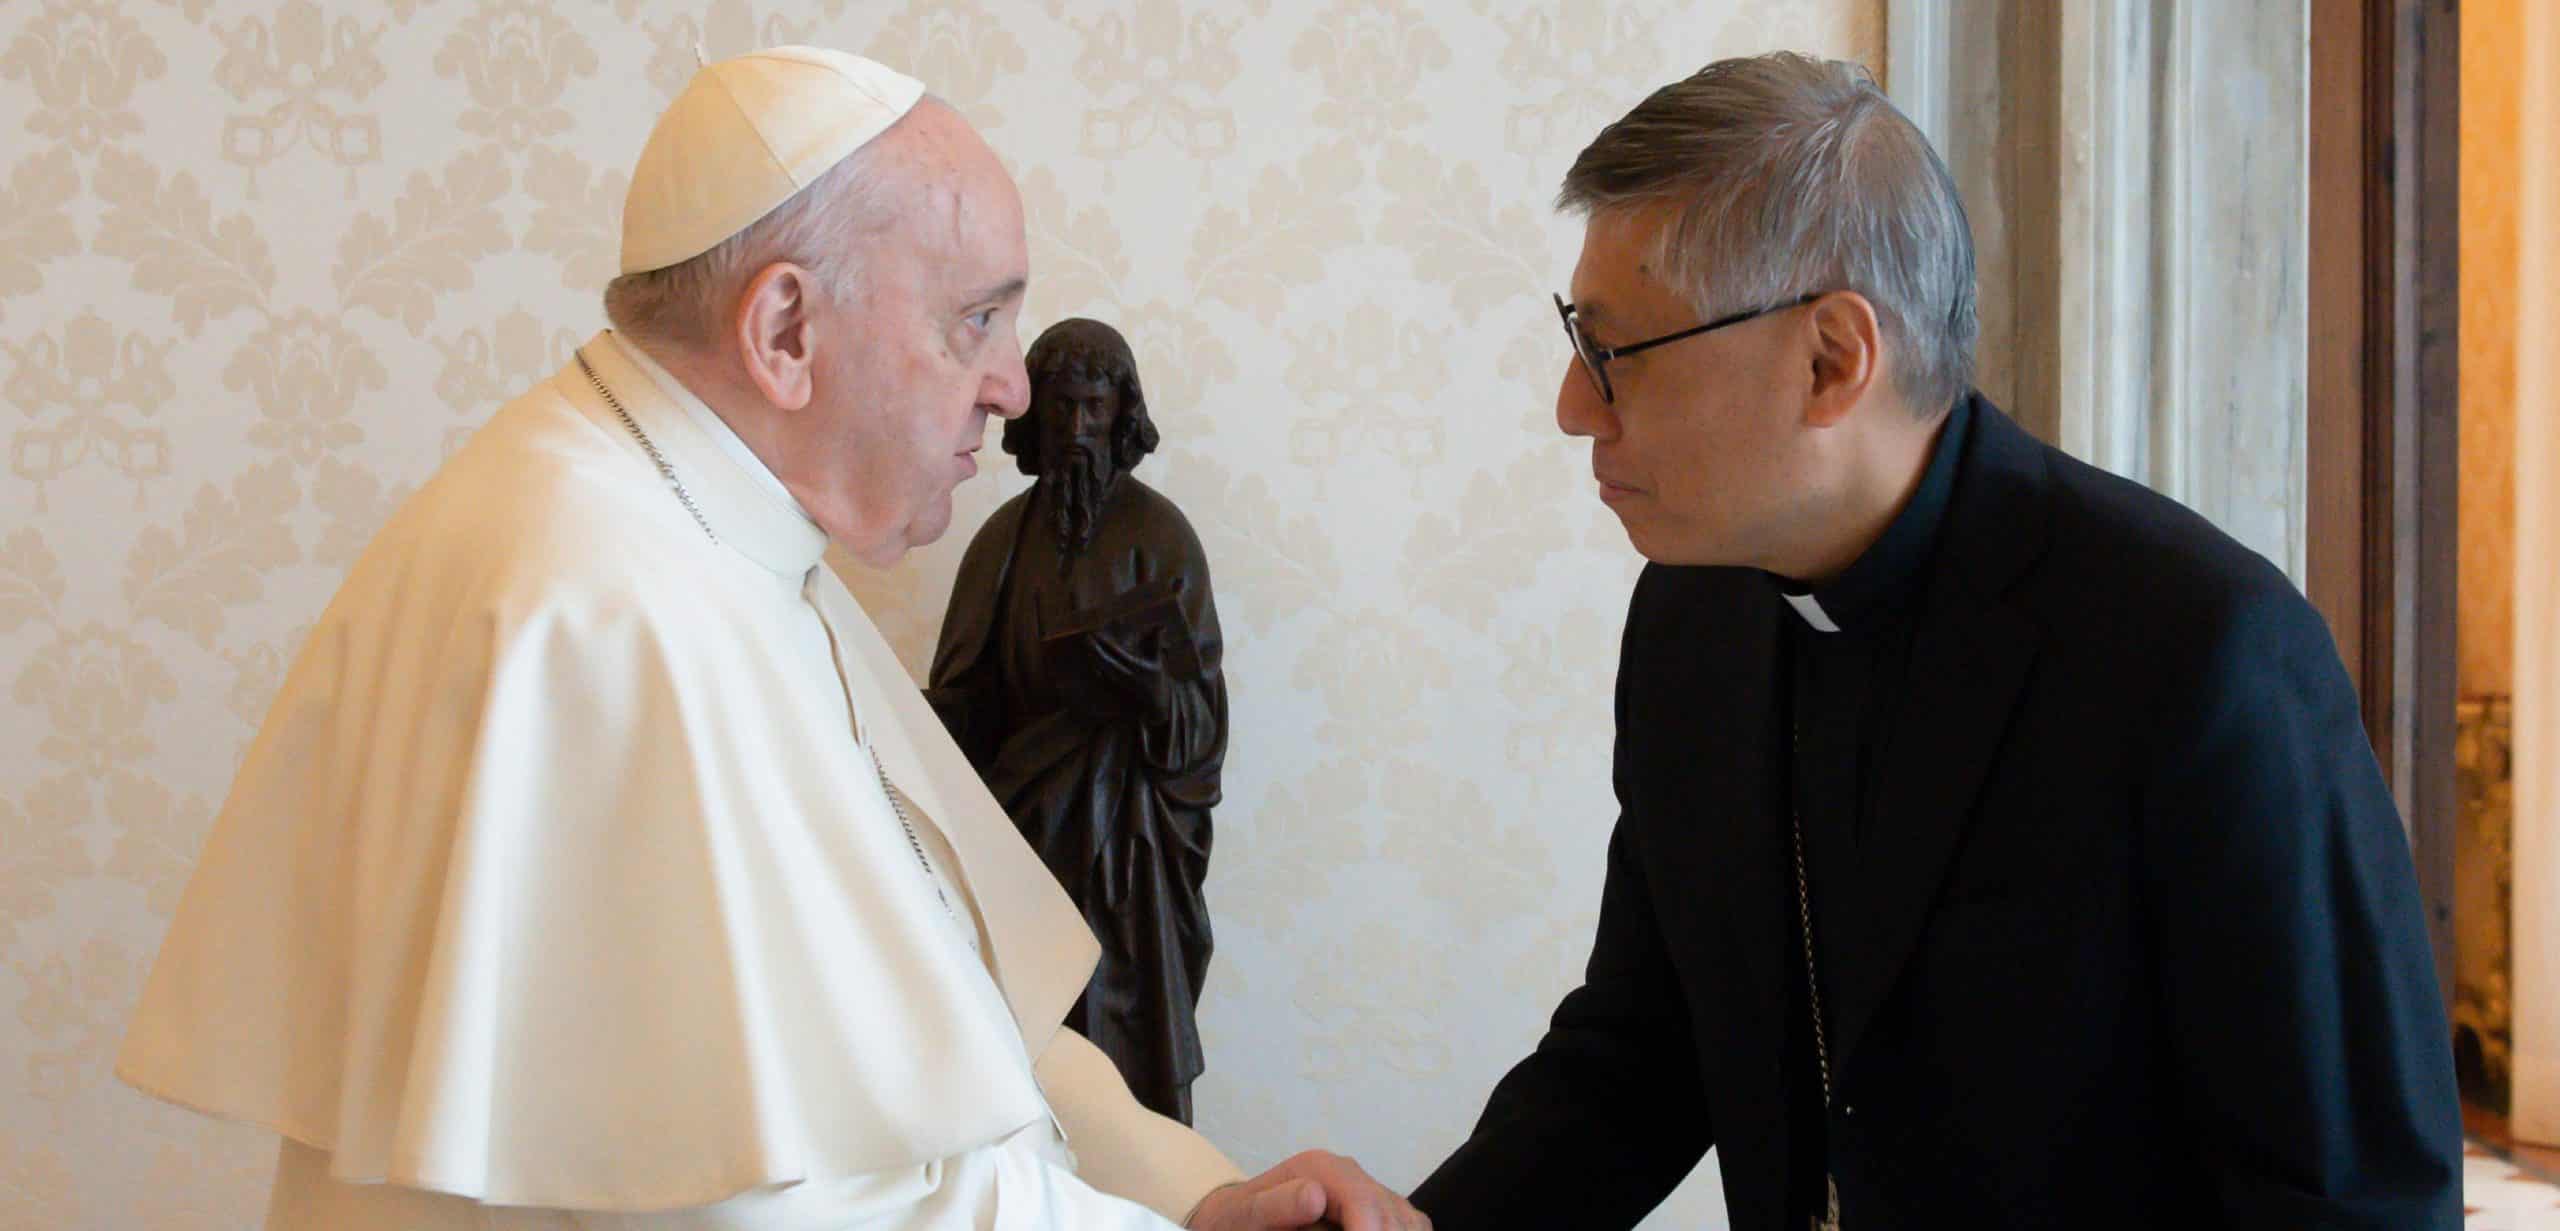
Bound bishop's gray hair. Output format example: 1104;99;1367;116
601;109;910;353
1559;53;1978;416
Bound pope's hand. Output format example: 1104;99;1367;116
1184;1151;1429;1231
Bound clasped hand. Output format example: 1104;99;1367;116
1184;1150;1428;1231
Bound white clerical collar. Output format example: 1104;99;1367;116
583;330;829;580
1783;591;1842;634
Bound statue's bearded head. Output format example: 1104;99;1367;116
1007;318;1160;559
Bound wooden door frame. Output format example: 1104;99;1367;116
2308;0;2460;1008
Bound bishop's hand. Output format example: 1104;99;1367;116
1183;1151;1428;1231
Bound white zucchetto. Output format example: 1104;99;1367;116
619;45;924;275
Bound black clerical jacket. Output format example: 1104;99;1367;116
1411;395;2461;1230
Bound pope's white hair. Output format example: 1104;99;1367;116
602;104;917;352
1560;53;1978;415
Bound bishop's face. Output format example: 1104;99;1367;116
1556;205;1830;569
806;102;1032;567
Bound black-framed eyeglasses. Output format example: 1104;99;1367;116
1554;291;1825;404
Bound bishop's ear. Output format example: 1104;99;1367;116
733;261;818;412
1802;289;1881;428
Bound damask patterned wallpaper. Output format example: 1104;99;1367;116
0;2;1880;1227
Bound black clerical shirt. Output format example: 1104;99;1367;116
1775;396;1974;1224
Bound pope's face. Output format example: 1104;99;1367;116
1556;206;1823;568
807;102;1031;567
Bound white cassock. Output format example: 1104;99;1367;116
116;330;1245;1229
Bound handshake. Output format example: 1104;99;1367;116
1185;1150;1428;1231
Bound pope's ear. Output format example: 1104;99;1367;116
733;261;816;412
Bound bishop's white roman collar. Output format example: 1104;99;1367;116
1783;591;1842;634
581;330;830;581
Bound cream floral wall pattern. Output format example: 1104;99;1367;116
0;3;1882;1228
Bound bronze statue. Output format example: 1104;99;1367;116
928;317;1227;1124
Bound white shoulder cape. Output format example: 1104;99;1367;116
116;338;1102;1212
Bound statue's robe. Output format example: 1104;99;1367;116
929;475;1227;1124
117;331;1241;1229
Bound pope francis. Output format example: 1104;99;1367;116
114;46;1424;1231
